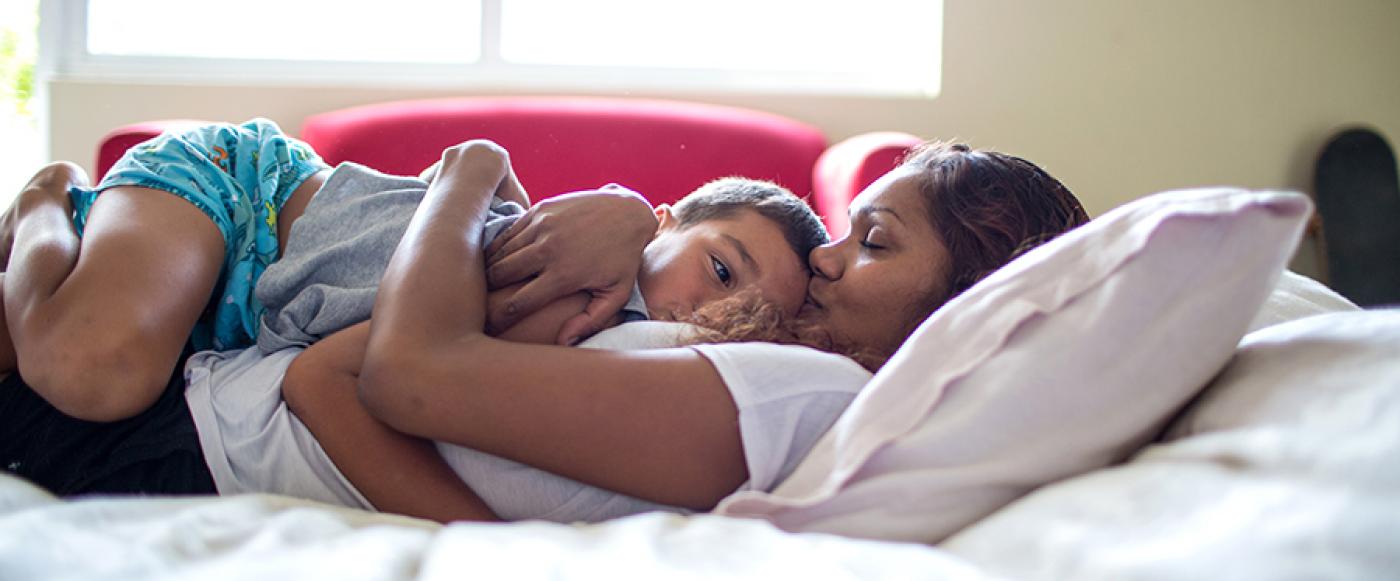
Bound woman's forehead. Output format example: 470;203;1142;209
851;167;925;218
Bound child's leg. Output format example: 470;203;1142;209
4;169;224;422
2;119;327;422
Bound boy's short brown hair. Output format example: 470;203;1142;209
671;177;830;266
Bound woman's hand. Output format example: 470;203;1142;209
435;140;529;205
484;184;658;345
419;146;529;210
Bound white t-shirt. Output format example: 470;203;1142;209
184;321;871;522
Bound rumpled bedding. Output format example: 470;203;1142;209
0;475;987;580
943;310;1400;580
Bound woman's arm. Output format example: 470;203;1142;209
363;143;747;510
283;321;500;523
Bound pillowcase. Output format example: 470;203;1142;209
715;187;1311;543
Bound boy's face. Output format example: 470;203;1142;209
638;207;810;321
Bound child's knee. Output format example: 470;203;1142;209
26;161;89;192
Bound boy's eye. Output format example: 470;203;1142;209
860;238;885;251
711;256;733;286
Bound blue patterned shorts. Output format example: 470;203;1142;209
70;119;329;351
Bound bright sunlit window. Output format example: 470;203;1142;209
53;0;942;96
86;0;481;63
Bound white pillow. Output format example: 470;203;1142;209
1247;270;1358;334
715;187;1311;543
942;310;1400;579
1166;308;1400;441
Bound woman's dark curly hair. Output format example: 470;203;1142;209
903;141;1090;304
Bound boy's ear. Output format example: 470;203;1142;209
654;204;677;232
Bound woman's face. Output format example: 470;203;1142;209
802;166;952;356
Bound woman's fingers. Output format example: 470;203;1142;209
485;214;536;267
494;167;531;210
555;289;632;346
486;270;567;332
485;238;547;291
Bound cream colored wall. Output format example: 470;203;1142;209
44;0;1400;277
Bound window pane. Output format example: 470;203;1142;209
87;0;481;63
500;0;940;75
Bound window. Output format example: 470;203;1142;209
86;0;481;63
2;0;39;208
49;0;942;96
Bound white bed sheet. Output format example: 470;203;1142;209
0;474;989;580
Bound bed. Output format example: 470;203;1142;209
3;276;1395;579
8;106;1397;579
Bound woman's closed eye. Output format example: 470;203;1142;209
710;255;734;287
860;228;889;251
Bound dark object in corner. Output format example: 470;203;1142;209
1314;127;1400;307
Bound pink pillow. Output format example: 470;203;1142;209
716;188;1312;543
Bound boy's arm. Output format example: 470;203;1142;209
283;321;500;523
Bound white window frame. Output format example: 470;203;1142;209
39;0;941;97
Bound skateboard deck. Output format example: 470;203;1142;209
1313;127;1400;307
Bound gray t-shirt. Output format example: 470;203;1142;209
255;162;646;353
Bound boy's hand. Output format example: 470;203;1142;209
485;185;658;345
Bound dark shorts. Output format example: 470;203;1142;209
0;365;216;497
